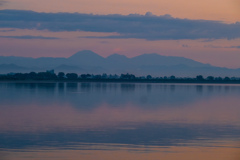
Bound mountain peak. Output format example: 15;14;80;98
68;50;102;59
67;50;105;66
141;53;162;56
107;54;128;59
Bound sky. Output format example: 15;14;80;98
0;0;240;68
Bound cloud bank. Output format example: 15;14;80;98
205;45;240;49
0;10;240;40
229;46;240;49
0;35;59;39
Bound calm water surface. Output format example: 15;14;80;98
0;82;240;160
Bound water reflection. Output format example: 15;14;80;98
0;82;240;160
1;82;240;109
121;83;135;92
66;82;78;92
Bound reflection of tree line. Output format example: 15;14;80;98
7;82;237;95
0;71;240;83
3;82;240;111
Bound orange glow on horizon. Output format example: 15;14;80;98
1;145;239;160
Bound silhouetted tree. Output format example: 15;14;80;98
102;73;108;79
58;72;65;79
231;77;237;81
1;71;240;84
36;72;57;80
170;75;176;80
120;73;135;79
147;75;152;79
13;73;25;80
29;72;37;79
80;74;92;79
206;76;214;81
215;77;223;81
93;74;101;79
196;75;204;81
66;73;78;80
224;77;230;81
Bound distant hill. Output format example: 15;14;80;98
0;50;239;77
67;50;105;66
0;64;29;73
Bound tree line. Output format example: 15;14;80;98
0;71;240;83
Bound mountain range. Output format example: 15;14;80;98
0;50;239;77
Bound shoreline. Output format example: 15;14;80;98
1;79;240;84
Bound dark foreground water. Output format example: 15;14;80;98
0;82;240;160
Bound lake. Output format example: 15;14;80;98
0;82;240;160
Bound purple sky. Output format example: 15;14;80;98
0;0;240;68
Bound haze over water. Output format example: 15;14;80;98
0;82;240;160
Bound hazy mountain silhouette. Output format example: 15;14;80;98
67;50;105;66
106;54;128;61
131;53;210;67
0;64;28;73
0;50;239;77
